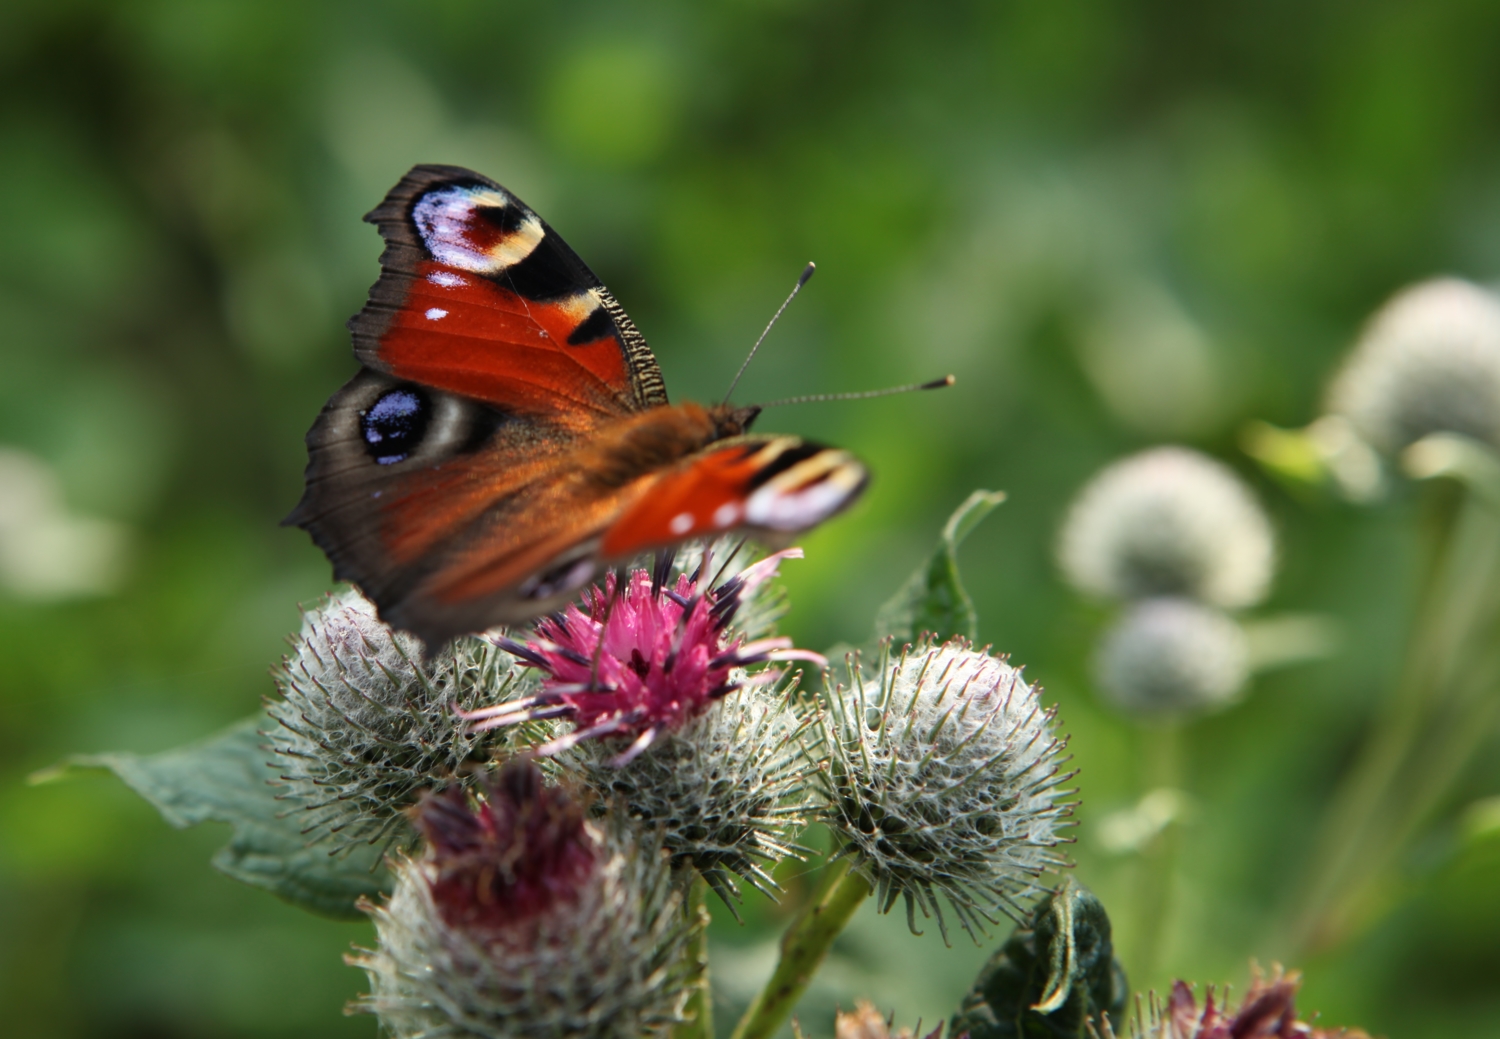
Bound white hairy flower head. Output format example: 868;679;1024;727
1328;277;1500;454
1094;598;1249;717
1058;447;1275;609
564;682;818;909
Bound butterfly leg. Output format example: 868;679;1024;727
586;566;630;691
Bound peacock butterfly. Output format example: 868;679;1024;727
287;164;870;650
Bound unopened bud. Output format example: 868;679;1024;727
816;639;1074;941
264;588;535;852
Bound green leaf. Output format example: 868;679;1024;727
949;878;1128;1039
872;490;1005;647
43;716;389;919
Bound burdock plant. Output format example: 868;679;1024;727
55;491;1375;1039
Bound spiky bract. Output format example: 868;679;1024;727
565;682;819;908
351;766;700;1039
1095;598;1248;716
1058;447;1274;609
815;639;1074;941
265;588;537;853
1328;277;1500;454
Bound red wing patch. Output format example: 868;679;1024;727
600;436;869;558
349;165;668;418
378;260;633;419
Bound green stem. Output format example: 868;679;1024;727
1128;723;1183;989
673;877;713;1039
1283;480;1500;954
729;859;873;1039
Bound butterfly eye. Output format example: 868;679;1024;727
362;387;431;465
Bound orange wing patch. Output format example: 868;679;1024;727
601;437;869;557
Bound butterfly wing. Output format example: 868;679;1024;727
303;422;869;651
287;166;673;646
350;164;667;417
290;164;869;649
600;435;870;558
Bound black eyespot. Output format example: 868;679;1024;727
361;387;431;465
473;203;527;236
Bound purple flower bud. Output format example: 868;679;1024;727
415;763;598;934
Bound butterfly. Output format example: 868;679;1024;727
287;164;869;650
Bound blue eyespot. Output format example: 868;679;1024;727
361;387;430;465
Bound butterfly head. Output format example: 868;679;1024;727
709;403;763;440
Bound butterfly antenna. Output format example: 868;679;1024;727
759;374;955;409
722;262;817;405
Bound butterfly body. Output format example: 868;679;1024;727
289;165;867;649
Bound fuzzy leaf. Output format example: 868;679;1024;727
949;878;1128;1039
873;489;1005;646
52;715;389;919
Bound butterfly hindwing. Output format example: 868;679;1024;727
600;435;870;558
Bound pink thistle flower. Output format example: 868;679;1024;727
1096;965;1372;1039
461;548;824;765
413;761;597;935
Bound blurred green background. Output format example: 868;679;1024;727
5;2;1500;1036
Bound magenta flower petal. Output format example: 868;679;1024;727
475;550;817;757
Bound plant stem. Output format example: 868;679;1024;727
673;876;714;1039
1283;479;1500;954
1128;722;1183;988
729;859;872;1039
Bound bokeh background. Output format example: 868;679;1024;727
5;2;1500;1036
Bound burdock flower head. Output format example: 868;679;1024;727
264;588;534;852
1094;598;1249;717
816;638;1074;941
468;549;825;905
467;548;823;763
1327;277;1500;455
351;760;699;1039
1058;447;1275;610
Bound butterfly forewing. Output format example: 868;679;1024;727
351;164;667;416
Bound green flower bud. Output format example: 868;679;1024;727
815;639;1074;941
565;682;818;908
